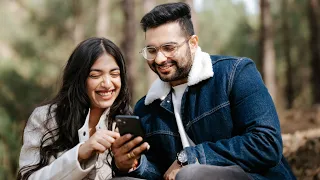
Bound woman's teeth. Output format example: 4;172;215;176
97;91;112;96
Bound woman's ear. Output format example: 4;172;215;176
189;35;199;54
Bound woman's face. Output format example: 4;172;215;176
86;53;121;110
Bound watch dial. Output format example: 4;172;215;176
178;150;188;163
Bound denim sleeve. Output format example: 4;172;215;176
114;155;162;180
185;58;283;173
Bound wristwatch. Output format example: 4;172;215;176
176;149;188;166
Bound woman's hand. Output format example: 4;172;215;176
78;130;120;161
111;134;149;172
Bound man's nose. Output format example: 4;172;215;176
154;50;167;65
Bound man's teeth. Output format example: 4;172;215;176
159;64;173;69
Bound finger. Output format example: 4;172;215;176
101;134;117;144
126;152;133;160
114;150;138;171
96;130;120;140
114;142;142;163
92;142;107;153
115;155;137;172
117;151;136;163
112;134;133;148
92;132;116;145
172;169;180;180
96;137;112;149
119;136;144;154
132;159;138;167
131;142;149;156
164;173;169;180
102;130;120;139
91;132;114;146
126;151;140;160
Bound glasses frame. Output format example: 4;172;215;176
140;38;190;61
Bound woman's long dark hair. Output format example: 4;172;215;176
17;37;132;179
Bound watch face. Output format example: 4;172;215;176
178;150;188;163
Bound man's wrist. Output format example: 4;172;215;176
176;149;188;167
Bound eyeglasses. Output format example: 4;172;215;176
140;38;190;61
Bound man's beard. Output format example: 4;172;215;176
153;47;193;82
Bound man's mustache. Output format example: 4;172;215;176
153;60;176;67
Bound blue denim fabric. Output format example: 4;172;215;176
128;56;296;180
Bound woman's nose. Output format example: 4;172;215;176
101;76;111;87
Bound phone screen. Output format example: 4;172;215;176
115;115;145;138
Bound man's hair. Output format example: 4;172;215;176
140;2;194;37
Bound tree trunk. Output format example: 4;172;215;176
72;0;84;45
96;0;109;37
121;0;136;100
282;0;294;109
143;0;158;88
260;0;277;101
308;0;320;104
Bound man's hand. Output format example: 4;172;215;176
78;130;120;161
112;134;150;172
164;160;182;180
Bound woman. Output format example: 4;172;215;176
18;37;132;180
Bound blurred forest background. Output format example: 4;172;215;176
0;0;320;179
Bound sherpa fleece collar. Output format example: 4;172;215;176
144;47;214;105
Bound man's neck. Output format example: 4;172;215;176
170;77;188;87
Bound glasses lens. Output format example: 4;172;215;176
142;47;157;60
161;44;177;58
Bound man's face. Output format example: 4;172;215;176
145;22;196;86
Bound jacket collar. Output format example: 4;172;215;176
145;47;214;105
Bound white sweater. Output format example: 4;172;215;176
19;105;115;180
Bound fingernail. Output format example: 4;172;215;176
147;144;150;150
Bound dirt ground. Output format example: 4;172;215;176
280;105;320;180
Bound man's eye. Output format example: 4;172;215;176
162;45;176;52
147;48;157;54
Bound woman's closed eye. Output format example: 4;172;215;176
110;71;120;78
89;73;102;79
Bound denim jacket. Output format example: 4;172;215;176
127;48;295;180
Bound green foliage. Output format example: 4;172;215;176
0;108;21;180
0;1;74;178
0;65;54;178
198;0;259;65
272;0;313;107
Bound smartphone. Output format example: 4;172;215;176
115;115;145;138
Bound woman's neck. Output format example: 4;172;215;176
88;107;105;136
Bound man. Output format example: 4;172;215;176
111;2;296;180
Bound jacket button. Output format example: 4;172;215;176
83;131;86;136
167;100;170;103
